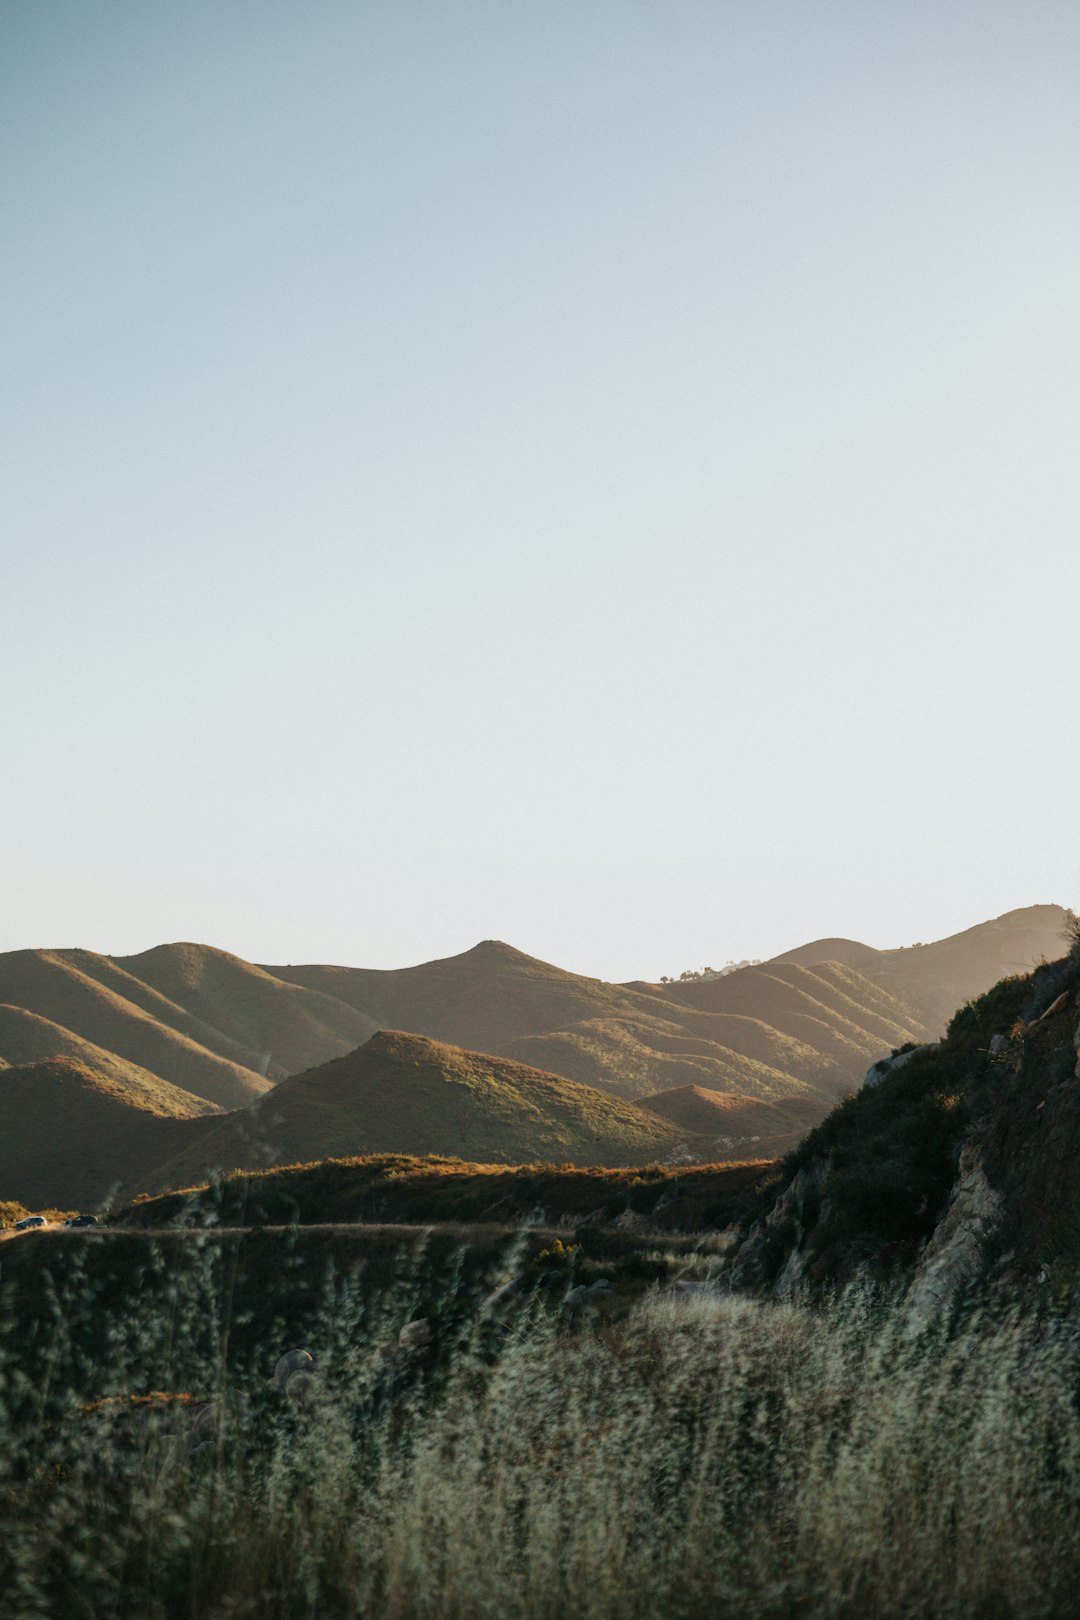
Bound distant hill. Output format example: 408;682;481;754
0;907;1066;1209
0;1058;193;1210
267;940;926;1104
142;1031;686;1194
0;1005;217;1118
505;1015;834;1105
111;942;380;1077
263;940;670;1053
866;906;1068;1031
640;1084;820;1158
0;951;270;1109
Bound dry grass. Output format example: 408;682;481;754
2;1233;1078;1619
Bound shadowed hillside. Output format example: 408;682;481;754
725;940;1080;1306
0;1059;201;1209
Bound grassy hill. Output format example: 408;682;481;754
0;951;270;1109
868;905;1068;1031
140;1031;688;1194
0;1005;217;1117
263;940;675;1052
118;1152;771;1232
765;904;1068;1034
0;1058;198;1209
111;942;380;1078
506;1015;833;1105
640;1084;819;1157
267;939;925;1103
726;941;1080;1299
0;909;1064;1209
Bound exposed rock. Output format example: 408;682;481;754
566;1279;612;1307
726;1162;826;1294
1038;992;1071;1023
863;1043;941;1089
398;1319;431;1352
988;1033;1008;1056
905;1145;1003;1322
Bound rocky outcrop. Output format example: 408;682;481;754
863;1043;940;1089
905;1144;1003;1322
726;1162;826;1295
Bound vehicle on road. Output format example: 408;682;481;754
64;1214;99;1228
13;1216;46;1232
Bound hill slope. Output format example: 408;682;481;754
0;1058;195;1209
111;942;380;1078
641;1085;820;1157
0;1005;217;1118
0;951;270;1109
725;943;1080;1307
142;1030;687;1193
267;940;922;1103
765;905;1067;1034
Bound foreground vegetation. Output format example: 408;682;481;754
3;1226;1079;1618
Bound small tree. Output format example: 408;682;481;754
1062;909;1080;959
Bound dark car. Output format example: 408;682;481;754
14;1215;46;1231
64;1214;99;1228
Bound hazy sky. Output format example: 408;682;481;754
3;1;1079;981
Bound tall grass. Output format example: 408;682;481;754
1;1244;1078;1619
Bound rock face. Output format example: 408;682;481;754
862;1043;940;1089
905;1145;1004;1322
726;1163;826;1295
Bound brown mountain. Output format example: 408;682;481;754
640;1084;819;1160
265;940;921;1104
0;1005;216;1118
0;951;270;1109
141;1030;686;1195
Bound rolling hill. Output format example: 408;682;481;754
0;906;1065;1211
0;951;270;1109
640;1084;821;1158
0;1058;197;1210
142;1030;686;1194
0;1005;217;1117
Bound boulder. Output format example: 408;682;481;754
863;1043;940;1089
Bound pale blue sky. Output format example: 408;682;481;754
3;2;1078;980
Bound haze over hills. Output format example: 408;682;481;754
0;906;1066;1208
640;1085;821;1160
766;904;1067;1031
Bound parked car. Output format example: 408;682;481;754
64;1214;98;1228
14;1216;46;1231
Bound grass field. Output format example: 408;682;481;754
2;1224;1078;1619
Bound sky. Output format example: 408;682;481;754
3;1;1079;982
